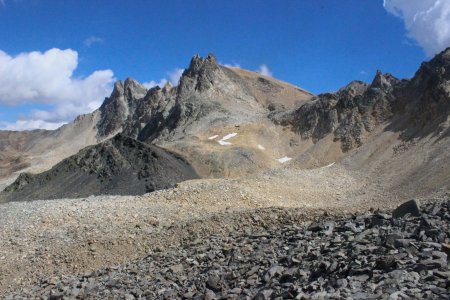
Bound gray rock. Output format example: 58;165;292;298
206;274;221;292
7;198;450;300
392;200;421;219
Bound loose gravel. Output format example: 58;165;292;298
6;199;450;299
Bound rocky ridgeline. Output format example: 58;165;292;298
270;73;397;151
271;47;450;151
96;53;290;144
8;200;450;299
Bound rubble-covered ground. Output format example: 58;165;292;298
8;199;450;299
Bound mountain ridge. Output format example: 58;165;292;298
2;49;450;200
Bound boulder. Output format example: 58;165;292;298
392;200;421;219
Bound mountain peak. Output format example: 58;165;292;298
370;70;398;90
111;80;124;98
437;47;450;60
162;81;173;93
124;77;141;87
185;53;219;76
178;53;222;94
338;80;369;97
123;77;147;97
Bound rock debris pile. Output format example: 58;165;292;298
8;199;450;299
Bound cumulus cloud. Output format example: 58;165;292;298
142;78;168;89
83;36;104;47
0;48;115;130
143;68;184;89
384;0;450;56
256;64;273;77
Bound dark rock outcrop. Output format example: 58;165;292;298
0;134;199;202
271;72;397;151
392;199;421;218
271;47;450;151
393;47;450;138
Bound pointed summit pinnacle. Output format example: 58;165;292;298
371;70;398;90
178;53;222;94
185;53;219;75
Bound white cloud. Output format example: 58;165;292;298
143;68;184;89
256;64;273;77
0;48;115;130
168;68;184;85
1;120;66;131
83;36;104;47
143;78;168;89
222;62;241;68
384;0;450;56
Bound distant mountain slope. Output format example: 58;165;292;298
2;50;450;201
0;54;314;182
271;48;450;152
0;134;198;202
0;112;101;184
267;47;450;199
270;72;398;151
97;54;313;143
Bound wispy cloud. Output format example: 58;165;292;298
83;36;104;47
143;68;184;89
142;78;168;89
256;64;273;77
0;48;115;130
221;61;241;68
384;0;450;56
1;119;66;131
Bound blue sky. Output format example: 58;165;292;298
0;0;449;130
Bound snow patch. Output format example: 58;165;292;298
218;140;232;146
221;133;238;141
257;144;265;150
208;135;219;140
277;156;292;164
217;132;238;146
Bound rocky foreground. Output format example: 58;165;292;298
7;199;450;299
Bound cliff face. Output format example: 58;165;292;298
393;48;450;137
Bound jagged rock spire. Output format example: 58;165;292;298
371;70;398;90
178;53;222;94
184;53;219;77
